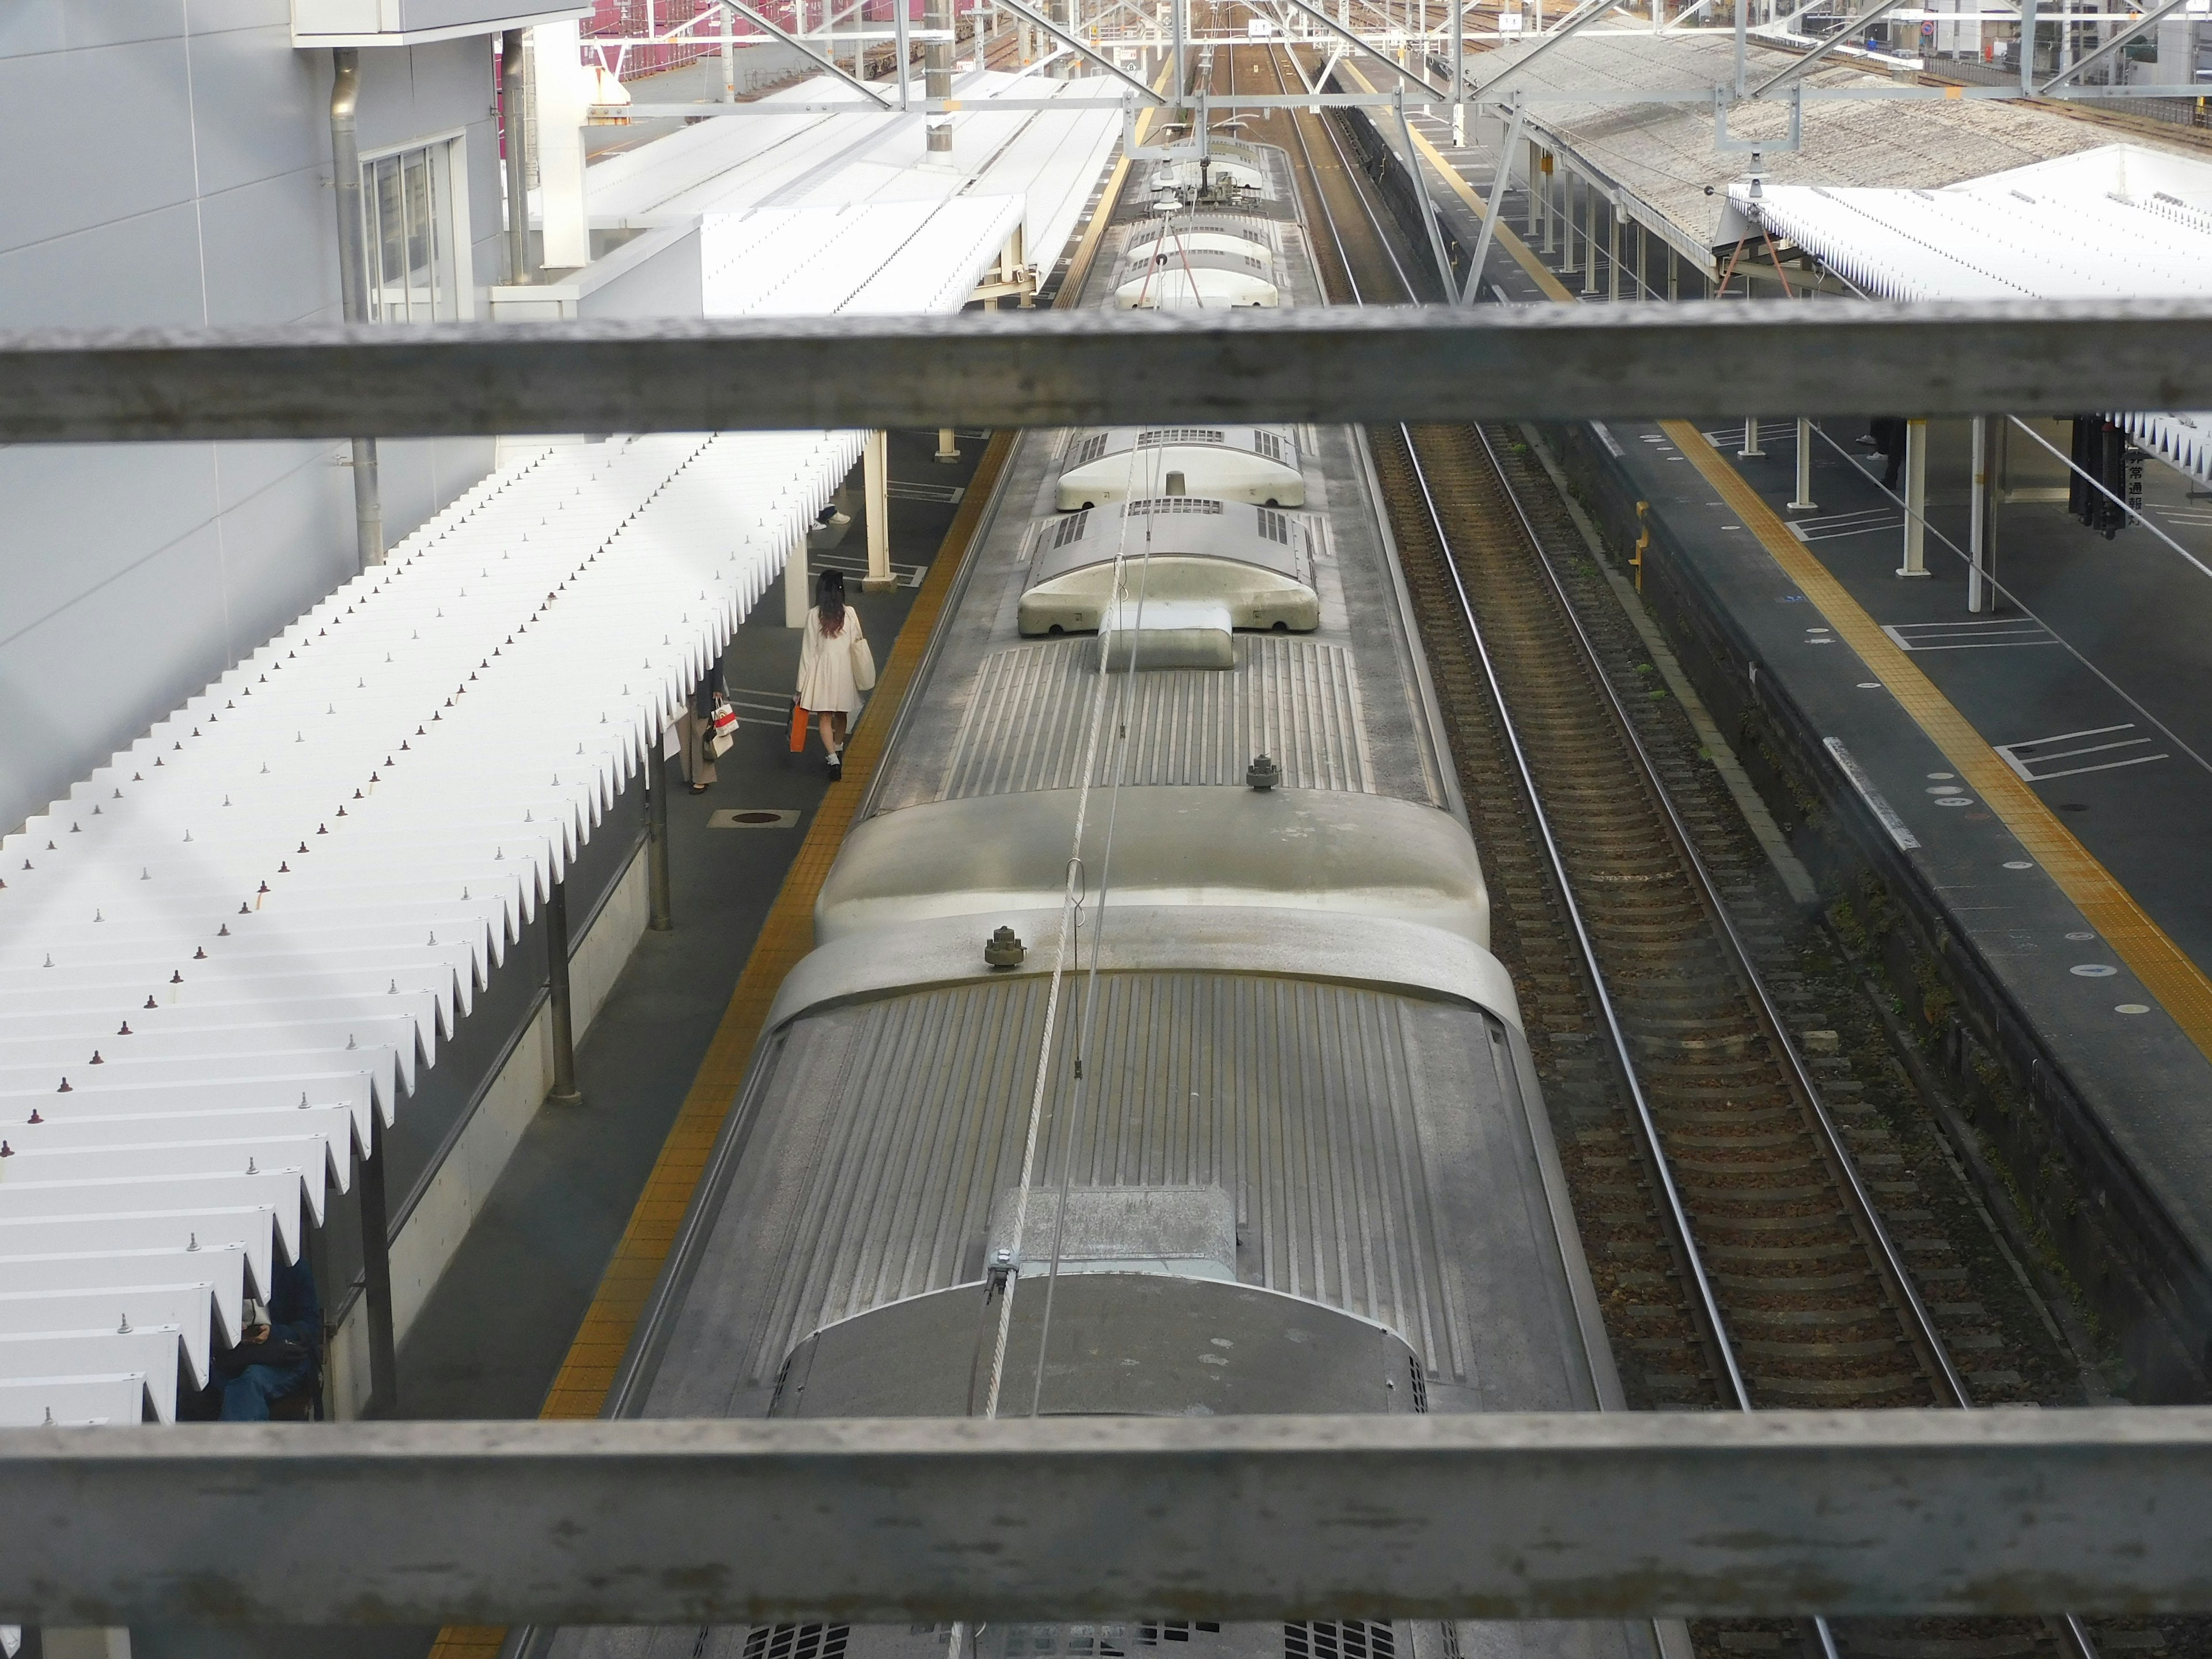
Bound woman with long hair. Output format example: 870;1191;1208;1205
795;568;868;780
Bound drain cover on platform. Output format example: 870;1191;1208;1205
709;809;800;830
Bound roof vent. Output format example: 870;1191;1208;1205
1247;754;1281;791
985;926;1026;969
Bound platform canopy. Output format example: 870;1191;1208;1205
1732;143;2212;487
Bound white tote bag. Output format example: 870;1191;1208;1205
850;631;877;694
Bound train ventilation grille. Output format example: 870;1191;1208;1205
1408;1354;1429;1414
743;1624;850;1659
1139;1624;1224;1646
1285;1623;1396;1659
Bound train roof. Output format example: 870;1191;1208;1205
1027;499;1312;586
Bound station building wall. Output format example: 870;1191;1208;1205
0;2;507;838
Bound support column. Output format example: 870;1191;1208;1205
645;751;673;931
1668;245;1679;301
1737;416;1766;459
1581;179;1600;296
358;1112;399;1415
1525;139;1540;237
501;31;533;285
1607;202;1620;301
1561;172;1577;275
936;427;962;463
545;876;584;1107
785;522;812;627
926;0;954;161
863;429;895;593
1968;414;1997;612
1788;417;1818;511
329;50;384;570
1897;418;1931;578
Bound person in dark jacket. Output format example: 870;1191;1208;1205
218;1255;321;1421
1868;416;1908;491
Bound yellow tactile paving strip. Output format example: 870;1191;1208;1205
1343;62;2212;1058
425;105;1144;1659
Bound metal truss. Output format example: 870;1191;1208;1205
6;1408;2212;1627
5;300;2211;442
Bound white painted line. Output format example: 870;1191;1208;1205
1824;737;1920;851
1590;422;1624;457
1995;724;2168;782
1881;620;2057;652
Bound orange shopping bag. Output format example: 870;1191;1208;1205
788;702;809;753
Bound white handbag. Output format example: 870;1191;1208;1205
850;631;877;693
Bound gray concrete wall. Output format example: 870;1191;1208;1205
0;2;509;838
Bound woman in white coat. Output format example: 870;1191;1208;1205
796;569;869;780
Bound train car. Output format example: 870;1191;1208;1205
548;138;1656;1659
1056;425;1306;510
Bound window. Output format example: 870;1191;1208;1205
1048;510;1092;549
1253;429;1291;465
1257;507;1295;546
363;141;462;323
1137;429;1226;449
1070;432;1111;467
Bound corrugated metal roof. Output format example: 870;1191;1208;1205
939;635;1373;798
635;973;1604;1419
1470;33;2122;252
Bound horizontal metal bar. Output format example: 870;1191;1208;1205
10;302;2212;442
7;1410;2212;1627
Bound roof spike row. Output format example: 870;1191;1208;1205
117;1312;131;1334
170;970;183;984
28;1108;43;1124
90;1051;104;1065
217;923;228;936
245;1157;258;1176
144;995;157;1009
187;1233;199;1251
117;1022;131;1036
56;1078;71;1093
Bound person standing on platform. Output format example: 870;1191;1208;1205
1868;416;1908;491
680;645;730;796
797;570;869;782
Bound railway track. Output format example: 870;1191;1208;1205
1218;40;2138;1659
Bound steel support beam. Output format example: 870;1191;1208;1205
993;0;1168;99
8;303;2212;440
1747;0;1913;97
10;1411;2212;1627
2036;0;2193;90
714;0;896;105
1275;0;1453;99
1467;0;1634;99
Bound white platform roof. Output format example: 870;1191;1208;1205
589;69;1122;291
0;76;1124;1425
1733;145;2212;487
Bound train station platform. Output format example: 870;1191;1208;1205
1365;77;2212;1394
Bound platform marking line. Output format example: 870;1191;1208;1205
1664;415;2212;1057
1789;510;1905;545
1880;619;2058;652
888;479;967;504
423;98;1152;1657
1995;725;2169;783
